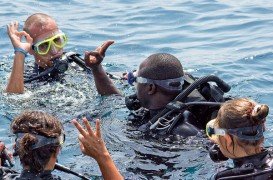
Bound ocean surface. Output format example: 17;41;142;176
1;0;273;179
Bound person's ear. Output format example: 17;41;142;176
224;134;233;149
148;84;156;95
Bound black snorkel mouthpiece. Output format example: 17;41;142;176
125;94;142;111
51;55;69;74
209;144;229;162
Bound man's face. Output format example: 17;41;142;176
28;19;64;68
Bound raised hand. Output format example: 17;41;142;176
7;21;33;52
84;40;114;69
72;118;124;180
72;118;109;162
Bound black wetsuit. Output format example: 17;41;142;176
212;148;273;180
0;167;61;180
24;63;64;84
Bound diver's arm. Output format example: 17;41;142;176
96;152;123;180
85;40;121;95
92;64;121;95
6;53;25;93
6;21;33;94
72;118;123;180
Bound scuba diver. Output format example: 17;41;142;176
84;49;231;138
0;110;123;180
6;13;113;93
206;98;273;179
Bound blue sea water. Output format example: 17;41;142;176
1;0;273;179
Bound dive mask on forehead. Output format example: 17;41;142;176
32;31;68;55
127;71;184;91
206;120;264;141
15;132;65;150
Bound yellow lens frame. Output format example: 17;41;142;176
33;33;68;55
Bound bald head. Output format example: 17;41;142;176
138;53;184;80
23;13;58;39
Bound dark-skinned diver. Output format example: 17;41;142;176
83;42;232;139
206;98;273;180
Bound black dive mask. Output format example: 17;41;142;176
209;144;229;162
125;94;142;110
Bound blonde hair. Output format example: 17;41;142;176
216;98;269;145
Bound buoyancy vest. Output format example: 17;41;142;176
127;74;230;137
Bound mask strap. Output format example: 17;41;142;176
15;133;64;150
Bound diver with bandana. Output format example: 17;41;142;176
6;13;113;93
206;98;273;179
85;50;231;138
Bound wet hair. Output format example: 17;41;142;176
138;53;184;96
216;98;269;145
11;110;63;172
23;13;56;35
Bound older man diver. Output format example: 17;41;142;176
84;47;231;138
6;13;111;94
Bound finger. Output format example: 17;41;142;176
19;31;33;44
83;117;95;137
95;42;105;51
9;22;16;34
79;141;85;153
7;23;14;36
95;119;102;138
71;119;88;137
15;31;26;40
100;40;114;56
14;21;19;31
78;134;86;143
25;32;33;44
7;24;11;36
